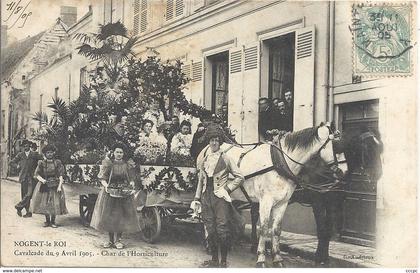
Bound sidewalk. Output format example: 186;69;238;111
4;176;377;267
241;225;378;268
277;229;378;267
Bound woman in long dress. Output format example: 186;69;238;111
90;143;141;249
31;144;68;228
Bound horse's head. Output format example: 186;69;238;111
316;122;340;168
316;122;350;180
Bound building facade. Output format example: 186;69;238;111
106;0;416;265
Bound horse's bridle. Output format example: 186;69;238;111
316;125;340;169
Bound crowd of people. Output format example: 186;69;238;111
132;112;217;166
258;91;294;140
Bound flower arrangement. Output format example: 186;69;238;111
70;149;104;164
134;133;167;165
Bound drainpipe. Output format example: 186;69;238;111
327;1;335;121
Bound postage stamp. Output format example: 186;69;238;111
351;2;414;77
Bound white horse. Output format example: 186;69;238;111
197;123;339;267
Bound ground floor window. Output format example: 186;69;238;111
209;52;229;124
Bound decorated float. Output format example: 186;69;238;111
33;22;217;243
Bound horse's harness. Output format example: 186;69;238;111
225;126;344;203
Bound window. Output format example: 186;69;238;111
54;87;59;100
133;0;148;35
80;67;88;89
341;100;381;181
1;110;5;139
165;0;184;21
104;0;112;24
208;52;229;123
39;94;43;113
267;32;295;131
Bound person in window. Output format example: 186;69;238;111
171;120;193;157
220;103;228;127
90;143;140;249
31;144;68;227
258;97;275;140
9;140;43;218
284;90;293;131
191;126;245;268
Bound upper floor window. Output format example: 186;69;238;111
133;0;148;35
104;0;124;24
165;0;185;22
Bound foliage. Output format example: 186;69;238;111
74;21;139;84
35;22;221;166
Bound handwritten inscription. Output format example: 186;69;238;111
3;0;33;29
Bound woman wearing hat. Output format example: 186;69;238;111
90;143;141;249
31;144;68;228
191;125;245;268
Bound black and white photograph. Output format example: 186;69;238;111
0;0;418;270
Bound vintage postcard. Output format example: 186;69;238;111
0;0;417;271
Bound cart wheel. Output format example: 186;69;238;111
139;206;161;243
79;194;97;226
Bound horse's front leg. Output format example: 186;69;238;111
256;200;272;267
271;202;289;268
250;203;259;253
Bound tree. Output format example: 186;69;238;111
73;21;139;86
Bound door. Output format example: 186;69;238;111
340;100;380;245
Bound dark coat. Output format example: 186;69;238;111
10;151;43;182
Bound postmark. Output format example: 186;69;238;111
351;2;414;77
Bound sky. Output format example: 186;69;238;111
1;0;91;43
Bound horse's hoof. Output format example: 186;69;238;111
256;262;266;268
273;261;285;268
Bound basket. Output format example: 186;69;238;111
106;187;136;198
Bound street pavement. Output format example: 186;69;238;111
1;179;314;268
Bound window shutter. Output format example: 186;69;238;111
242;42;260;143
166;0;184;21
294;26;315;130
182;64;192;80
228;46;244;142
166;0;174;21
175;0;184;17
140;0;148;33
133;0;140;35
192;61;202;82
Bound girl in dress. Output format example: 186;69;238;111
170;120;193;156
90;143;140;249
31;144;68;228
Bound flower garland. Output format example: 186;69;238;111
145;167;196;197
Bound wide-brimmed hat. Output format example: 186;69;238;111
42;144;57;154
205;124;224;143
